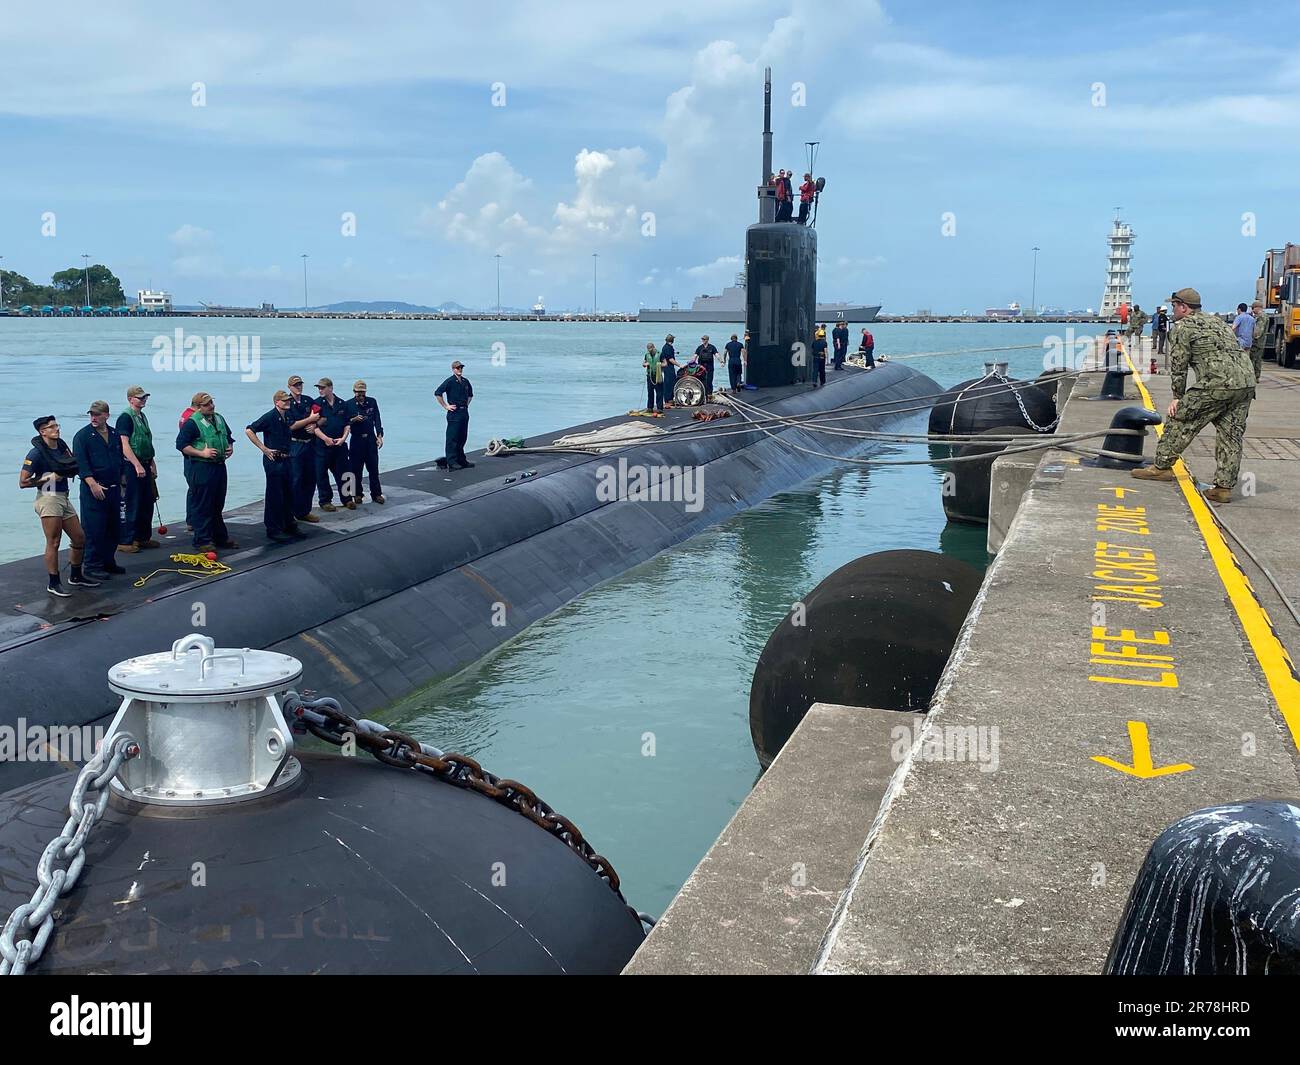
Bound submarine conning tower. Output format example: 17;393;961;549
745;66;817;388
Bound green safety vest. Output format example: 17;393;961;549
127;408;154;462
188;409;231;462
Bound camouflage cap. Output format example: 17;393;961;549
287;374;304;386
126;385;150;399
1170;287;1202;307
273;389;291;402
87;400;109;415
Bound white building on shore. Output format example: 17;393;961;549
137;289;172;312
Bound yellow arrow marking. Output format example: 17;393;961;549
1091;720;1194;779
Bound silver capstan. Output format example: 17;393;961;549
103;634;304;807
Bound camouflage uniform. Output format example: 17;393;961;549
1249;313;1267;381
1126;310;1148;345
1153;310;1256;488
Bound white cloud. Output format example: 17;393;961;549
169;224;222;277
685;255;741;278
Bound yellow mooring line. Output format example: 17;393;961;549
1128;355;1300;751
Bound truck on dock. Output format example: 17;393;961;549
1256;245;1300;367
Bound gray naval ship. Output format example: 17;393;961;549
639;272;881;324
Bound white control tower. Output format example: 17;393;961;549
1100;212;1134;315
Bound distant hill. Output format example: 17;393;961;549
321;300;449;313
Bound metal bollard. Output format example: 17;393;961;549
1088;406;1162;468
1093;367;1132;400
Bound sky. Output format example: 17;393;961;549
0;0;1292;314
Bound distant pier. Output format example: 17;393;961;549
2;308;1113;324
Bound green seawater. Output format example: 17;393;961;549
0;316;1067;915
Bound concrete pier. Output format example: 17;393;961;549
625;340;1300;974
624;703;903;975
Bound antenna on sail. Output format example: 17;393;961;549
758;68;775;223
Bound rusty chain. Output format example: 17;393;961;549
285;695;633;907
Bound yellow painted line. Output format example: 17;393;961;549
1091;720;1194;779
298;632;363;687
1127;357;1300;750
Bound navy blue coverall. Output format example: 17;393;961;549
434;374;473;468
247;407;297;536
344;395;383;501
72;423;125;570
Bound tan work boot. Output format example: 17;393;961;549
320;503;337;512
118;543;141;554
138;539;161;549
1131;465;1175;482
1204;487;1232;505
299;513;321;523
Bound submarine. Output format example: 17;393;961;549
0;68;940;796
0;69;943;975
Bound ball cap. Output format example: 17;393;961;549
33;415;56;431
126;385;149;399
287;374;304;386
316;377;332;387
451;360;464;369
273;389;291;402
352;379;367;391
1170;287;1202;307
87;400;109;415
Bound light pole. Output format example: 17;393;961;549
301;254;309;311
592;253;598;316
495;254;502;315
0;255;5;310
1030;246;1040;317
81;253;91;307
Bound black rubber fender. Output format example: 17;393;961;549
748;550;984;768
942;425;1036;525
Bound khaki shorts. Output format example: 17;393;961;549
34;492;76;521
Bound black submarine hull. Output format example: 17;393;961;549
0;363;939;792
0;753;646;974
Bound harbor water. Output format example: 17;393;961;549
1;317;1067;915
